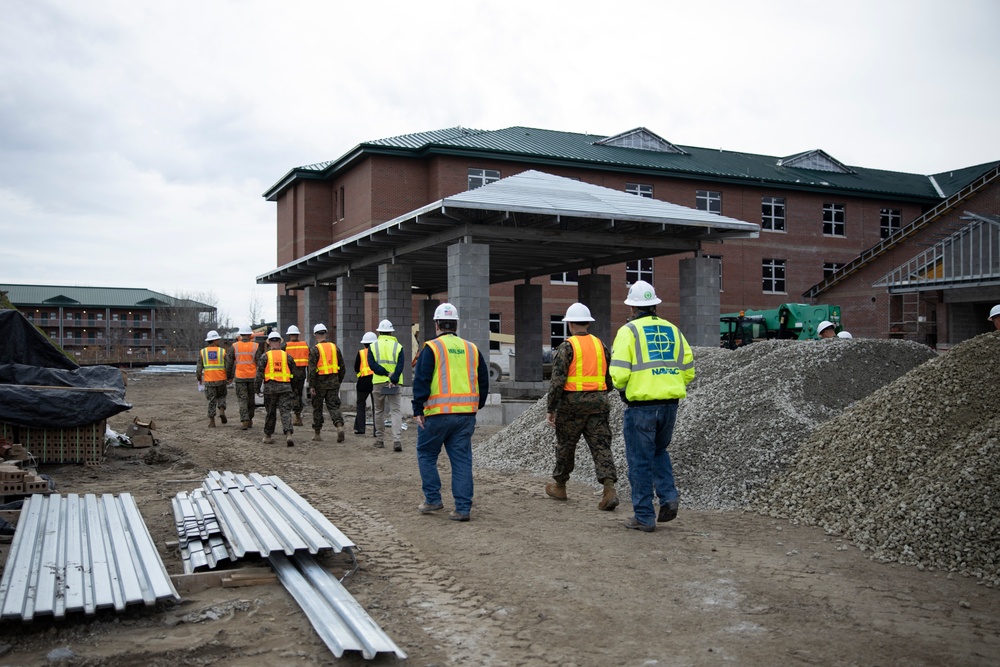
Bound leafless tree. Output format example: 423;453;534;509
247;289;265;328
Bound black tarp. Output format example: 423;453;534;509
0;309;132;428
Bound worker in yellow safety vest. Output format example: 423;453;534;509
196;329;228;428
544;303;619;512
411;303;489;522
353;331;378;436
369;319;406;451
226;325;260;430
283;325;310;426
610;280;695;533
255;330;297;447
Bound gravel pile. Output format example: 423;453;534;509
754;332;1000;586
475;338;936;511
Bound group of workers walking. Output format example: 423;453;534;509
196;278;696;533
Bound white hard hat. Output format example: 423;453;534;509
313;323;328;334
267;330;282;340
837;331;853;339
238;325;253;336
562;302;594;323
376;319;395;333
361;331;378;344
433;302;459;321
818;320;835;334
205;330;221;342
989;304;1000;320
286;325;301;336
624;280;661;306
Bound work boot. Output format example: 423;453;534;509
545;481;567;501
374;441;385;449
208;417;216;428
240;421;249;431
598;480;620;511
218;408;227;425
312;429;322;442
262;434;274;444
293;413;303;426
393;441;402;452
285;433;295;447
337;425;345;443
658;500;679;523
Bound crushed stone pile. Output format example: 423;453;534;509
754;332;1000;587
475;338;936;512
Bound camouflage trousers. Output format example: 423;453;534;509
234;380;256;423
204;383;227;418
311;376;344;431
290;373;306;416
552;411;617;484
263;392;294;437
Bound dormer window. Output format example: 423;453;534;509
595;127;687;154
777;149;854;174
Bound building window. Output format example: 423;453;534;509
823;262;846;278
112;313;119;321
50;331;57;338
762;258;786;293
96;313;103;321
705;254;723;290
823;203;845;236
626;183;653;198
697;190;722;215
97;331;104;339
550;315;568;348
468;168;500;190
880;208;901;239
489;313;501;352
762;196;785;232
339;186;345;219
141;314;149;322
626;258;653;285
550;270;579;285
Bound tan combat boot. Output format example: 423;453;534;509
285;433;295;447
545;481;568;501
598;480;620;511
240;421;249;431
262;434;274;444
218;408;227;424
337;424;345;443
293;413;303;426
208;416;216;428
312;429;322;442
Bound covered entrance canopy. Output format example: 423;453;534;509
257;170;759;293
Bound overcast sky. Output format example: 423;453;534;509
2;0;998;324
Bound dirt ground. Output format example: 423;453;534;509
1;372;998;667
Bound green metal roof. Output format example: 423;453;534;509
0;284;213;310
264;125;998;203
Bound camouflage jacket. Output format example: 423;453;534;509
546;334;613;415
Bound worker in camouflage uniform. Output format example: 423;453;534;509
255;330;296;447
308;323;347;442
196;329;228;428
283;325;310;426
544;303;619;511
225;325;259;429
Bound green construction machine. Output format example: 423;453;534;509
720;303;842;349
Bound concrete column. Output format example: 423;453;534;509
513;283;543;381
577;273;613;347
336;274;366;353
277;294;297;338
448;242;490;361
417;299;438;348
679;256;721;348
303;285;331;343
378;263;413;385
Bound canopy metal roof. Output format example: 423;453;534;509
258;170;759;294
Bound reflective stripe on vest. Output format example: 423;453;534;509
285;341;309;367
264;350;292;383
316;342;340;375
423;335;480;416
357;348;373;378
564;334;607;392
200;346;227;383
233;340;257;379
372;336;401;384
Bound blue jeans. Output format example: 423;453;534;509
623;403;679;526
416;414;476;514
